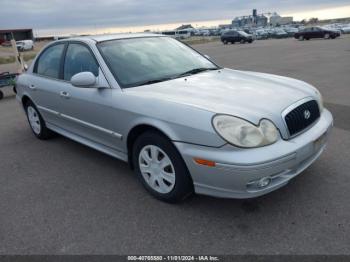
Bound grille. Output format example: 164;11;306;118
285;100;320;137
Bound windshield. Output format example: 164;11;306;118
238;31;249;36
98;37;218;88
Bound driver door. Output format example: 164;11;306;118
57;42;124;151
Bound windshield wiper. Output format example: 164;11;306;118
131;68;218;87
135;77;173;87
174;67;218;78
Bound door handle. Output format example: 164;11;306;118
60;91;70;99
29;84;36;90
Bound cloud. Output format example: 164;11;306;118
0;0;349;30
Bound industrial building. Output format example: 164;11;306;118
0;28;33;44
232;9;268;28
269;13;293;26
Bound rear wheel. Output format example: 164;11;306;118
24;100;55;139
240;39;245;44
324;33;330;39
132;131;193;203
223;40;228;45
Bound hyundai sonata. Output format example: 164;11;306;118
16;34;333;202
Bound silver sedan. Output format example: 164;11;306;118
16;34;333;202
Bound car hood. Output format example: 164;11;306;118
124;68;319;128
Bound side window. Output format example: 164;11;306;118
64;43;99;81
36;44;65;79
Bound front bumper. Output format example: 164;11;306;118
175;109;333;199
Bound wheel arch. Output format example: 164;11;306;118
21;94;33;108
126;124;174;169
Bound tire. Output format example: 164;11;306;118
299;35;304;41
132;131;193;203
24;100;55;139
0;90;3;100
324;33;330;39
240;39;245;44
223;40;228;45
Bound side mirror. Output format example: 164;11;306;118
71;72;96;87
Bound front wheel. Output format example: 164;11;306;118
324;33;330;39
132;131;193;203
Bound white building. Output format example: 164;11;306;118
270;13;293;26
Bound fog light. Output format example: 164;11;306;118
257;177;271;188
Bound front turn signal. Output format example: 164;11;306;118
194;158;216;167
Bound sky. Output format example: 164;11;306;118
1;0;350;36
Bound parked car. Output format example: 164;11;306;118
283;27;299;37
254;29;269;40
16;34;333;202
271;28;289;39
175;29;192;39
221;30;253;44
161;31;176;38
340;26;350;34
294;27;340;40
16;40;34;51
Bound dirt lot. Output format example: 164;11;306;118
0;41;49;71
0;35;349;254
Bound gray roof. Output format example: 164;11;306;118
74;33;162;42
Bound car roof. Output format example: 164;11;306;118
68;33;163;43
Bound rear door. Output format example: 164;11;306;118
319;28;327;38
309;27;319;38
30;42;67;127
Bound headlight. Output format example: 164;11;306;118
212;115;279;148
